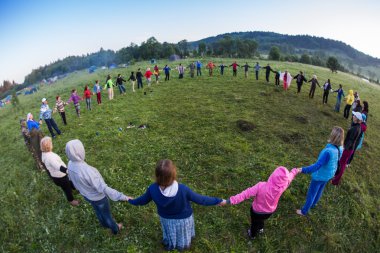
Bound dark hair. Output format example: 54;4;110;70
95;80;99;84
106;75;111;81
155;159;177;187
56;95;60;100
131;71;134;74
84;85;88;91
118;74;121;77
363;101;369;112
356;100;361;107
71;89;76;93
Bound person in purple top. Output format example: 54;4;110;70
128;159;224;251
67;89;82;117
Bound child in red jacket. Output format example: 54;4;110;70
83;85;92;110
145;68;153;86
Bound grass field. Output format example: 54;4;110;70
0;58;379;252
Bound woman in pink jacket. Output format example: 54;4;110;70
227;166;300;239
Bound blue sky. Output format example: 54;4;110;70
1;0;379;83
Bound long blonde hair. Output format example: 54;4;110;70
328;126;344;146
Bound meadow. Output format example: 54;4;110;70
0;58;379;252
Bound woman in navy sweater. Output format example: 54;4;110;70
128;159;224;251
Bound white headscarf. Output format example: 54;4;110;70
26;113;33;121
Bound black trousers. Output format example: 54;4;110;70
255;71;259;80
275;78;279;86
233;70;237;76
51;175;75;202
266;73;270;82
250;207;272;238
309;85;316;98
44;118;61;137
59;111;67;125
165;73;170;81
323;91;329;103
344;104;352;118
297;83;302;93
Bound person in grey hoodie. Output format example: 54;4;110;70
65;139;129;234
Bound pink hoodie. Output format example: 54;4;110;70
230;167;299;213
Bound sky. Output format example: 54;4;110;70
0;0;379;84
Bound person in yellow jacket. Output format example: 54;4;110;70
104;75;115;100
343;89;354;118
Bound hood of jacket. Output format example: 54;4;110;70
266;166;292;192
65;139;85;162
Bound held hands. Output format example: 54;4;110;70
218;199;227;206
39;120;43;125
125;196;134;201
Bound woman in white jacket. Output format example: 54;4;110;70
40;137;79;206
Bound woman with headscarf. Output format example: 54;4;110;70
26;113;45;170
307;75;320;98
280;71;292;91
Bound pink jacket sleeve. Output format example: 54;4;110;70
287;168;300;185
229;182;264;205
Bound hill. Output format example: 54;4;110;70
0;59;379;252
189;31;380;81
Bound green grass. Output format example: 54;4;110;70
1;58;379;252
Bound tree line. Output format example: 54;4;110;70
2;34;378;99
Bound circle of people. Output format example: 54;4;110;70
20;60;370;251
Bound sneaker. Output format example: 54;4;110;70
258;229;264;234
296;209;305;216
247;229;254;239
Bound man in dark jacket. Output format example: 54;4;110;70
332;111;362;185
262;64;275;82
293;71;307;93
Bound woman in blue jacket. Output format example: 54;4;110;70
128;159;224;251
296;126;344;216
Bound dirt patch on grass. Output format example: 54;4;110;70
279;132;306;144
236;120;256;132
294;116;309;124
321;111;333;117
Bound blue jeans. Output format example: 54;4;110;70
118;84;126;94
137;78;143;89
301;180;328;215
85;196;119;234
335;97;342;112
